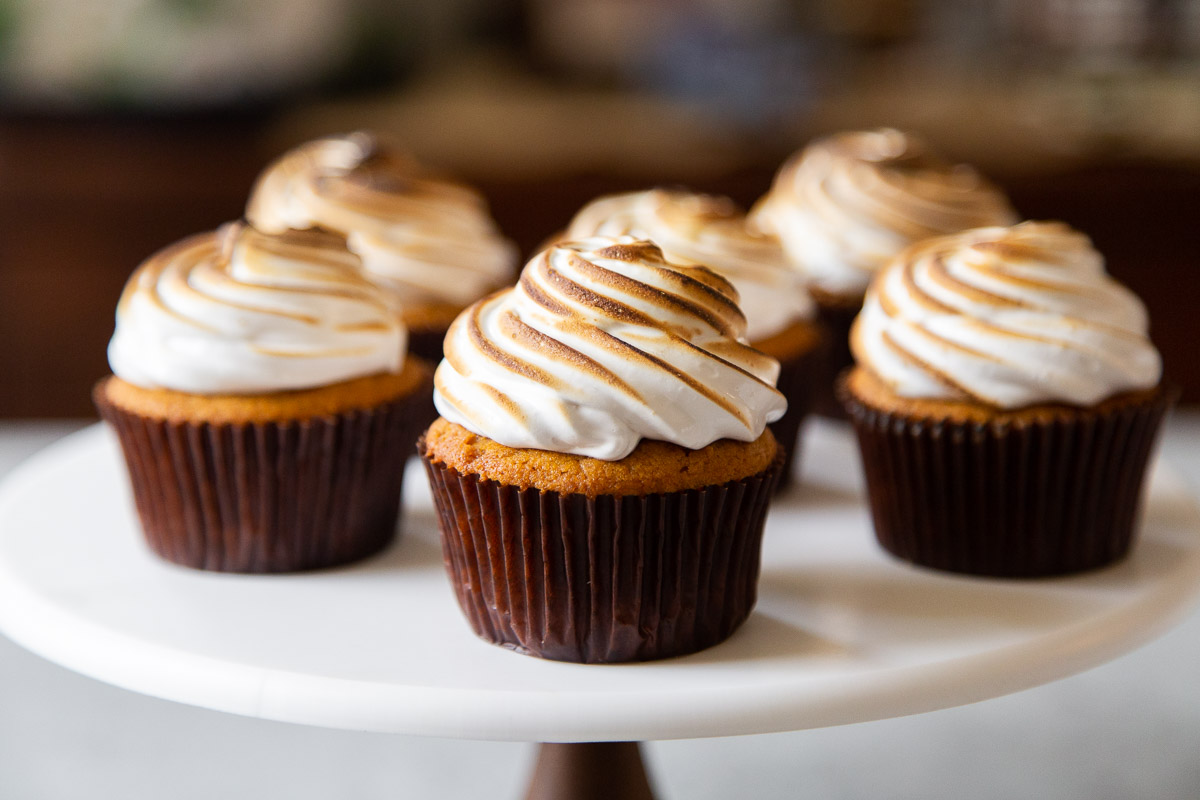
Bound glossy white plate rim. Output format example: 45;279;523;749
0;422;1197;742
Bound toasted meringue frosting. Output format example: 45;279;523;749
851;221;1162;408
433;236;787;460
564;189;814;342
108;222;406;394
246;132;516;310
751;129;1017;297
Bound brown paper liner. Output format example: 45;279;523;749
419;441;785;663
95;383;430;574
405;329;447;436
768;339;820;492
407;327;449;366
839;379;1177;577
810;296;860;420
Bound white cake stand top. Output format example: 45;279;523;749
0;422;1198;743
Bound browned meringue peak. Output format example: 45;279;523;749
531;239;753;340
564;189;815;341
108;221;405;395
851;221;1162;408
568;190;783;276
247;132;471;226
433;236;786;460
246;131;516;308
751;128;1017;296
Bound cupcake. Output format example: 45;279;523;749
751;129;1017;417
840;221;1173;577
246;131;518;363
563;189;821;488
94;222;433;573
420;237;788;662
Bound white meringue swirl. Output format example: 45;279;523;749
246;132;517;310
108;223;406;394
434;236;786;460
851;221;1162;408
564;189;814;342
751;129;1017;296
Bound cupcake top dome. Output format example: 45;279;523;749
751;129;1017;297
246;131;517;309
851;221;1162;408
564;189;813;342
108;222;406;394
433;236;787;460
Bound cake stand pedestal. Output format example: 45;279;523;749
1;423;1199;800
525;742;653;800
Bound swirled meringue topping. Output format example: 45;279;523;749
564;189;814;342
851;221;1162;408
246;131;517;310
433;236;787;460
751;129;1017;297
108;222;406;395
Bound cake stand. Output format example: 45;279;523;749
1;422;1199;800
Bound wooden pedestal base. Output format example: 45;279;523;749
524;742;656;800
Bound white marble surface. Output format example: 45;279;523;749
0;415;1198;799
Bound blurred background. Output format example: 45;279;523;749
0;0;1198;413
2;4;1200;800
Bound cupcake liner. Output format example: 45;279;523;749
95;383;429;573
811;299;859;420
407;328;448;366
419;442;785;663
767;339;820;492
405;333;447;435
839;379;1177;577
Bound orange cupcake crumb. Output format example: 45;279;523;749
422;418;779;496
98;358;432;424
843;366;1165;424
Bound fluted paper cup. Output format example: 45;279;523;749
406;327;449;366
839;378;1176;577
809;292;860;420
768;338;820;491
95;382;428;573
420;441;784;662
